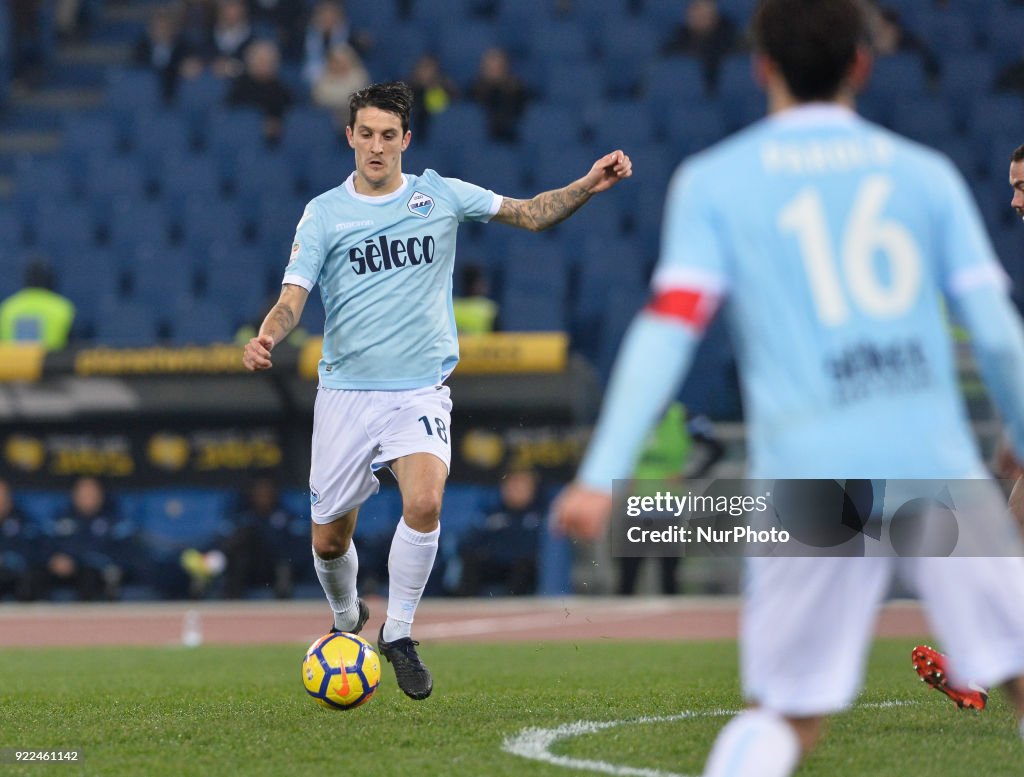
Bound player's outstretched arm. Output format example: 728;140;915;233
242;283;309;371
492;150;632;232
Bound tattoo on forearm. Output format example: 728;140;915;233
266;303;296;337
501;184;591;231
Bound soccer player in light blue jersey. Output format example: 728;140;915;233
557;0;1024;773
242;81;632;699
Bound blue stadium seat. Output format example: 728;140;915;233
589;99;655;150
458;144;528;198
158;152;225;199
518;103;585;154
136;490;232;561
662;102;728;150
438;21;498;86
93;299;161;346
498;242;569;331
62;113;123;159
204;108;266;158
232;148;300;199
596;283;649;380
130;109;197;158
282;107;339;160
82;154;148;200
986;7;1024;66
864;54;930;102
364;22;428;83
971;95;1024;151
180;196;247;250
169;298;235;345
350;487;402;539
940;53;995;116
934;138;980;181
890;98;956;145
106;68;163;112
53;249;119;334
529;21;590;65
644;58;707;103
17;491;67;529
125;246;197;308
252;194;307;250
26;200;98;252
921;11;979;55
304;149;351;197
176;73;229;115
424;103;489;157
202;265;270;327
13;155;76;203
540;61;603;107
106;197;174;248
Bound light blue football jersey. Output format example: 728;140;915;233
283;170;501;390
654;104;1007;479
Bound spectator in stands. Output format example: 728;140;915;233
207;0;254;78
453;264;498;335
867;4;940;86
302;1;371;84
453;467;546;596
10;0;51;88
469;47;529;143
225;39;293;144
248;0;307;61
134;5;190;102
0;478;41;602
35;477;136;601
312;44;370;131
217;475;307;598
0;258;75;351
660;0;740;94
408;53;459;141
178;0;216;77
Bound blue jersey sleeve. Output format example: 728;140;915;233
282;199;327;292
651;161;732;297
934;157;1009;298
440;175;502;223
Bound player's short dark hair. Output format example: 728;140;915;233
751;0;866;102
348;81;414;134
1012;144;1024;163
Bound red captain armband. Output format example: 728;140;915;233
645;288;718;330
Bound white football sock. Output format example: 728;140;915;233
312;543;360;631
1018;716;1024;741
383;516;439;642
703;709;801;777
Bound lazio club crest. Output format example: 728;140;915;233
407;191;434;218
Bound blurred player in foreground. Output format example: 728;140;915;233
556;1;1024;773
243;81;631;699
909;142;1024;712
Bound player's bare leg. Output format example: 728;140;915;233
704;706;815;777
311;508;368;634
377;452;447;699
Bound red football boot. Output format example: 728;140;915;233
912;645;988;710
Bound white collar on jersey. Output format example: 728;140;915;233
768;102;857;127
343;171;410;203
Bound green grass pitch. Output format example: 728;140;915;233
0;639;1019;776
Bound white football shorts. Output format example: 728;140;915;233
309;384;453;524
742;549;1024;717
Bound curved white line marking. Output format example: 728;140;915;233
501;701;915;777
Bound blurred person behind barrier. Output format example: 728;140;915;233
0;258;75;351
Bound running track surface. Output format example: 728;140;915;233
0;597;930;647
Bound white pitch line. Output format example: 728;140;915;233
501;700;916;777
412;609;671;640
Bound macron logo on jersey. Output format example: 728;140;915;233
407;191;434;218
